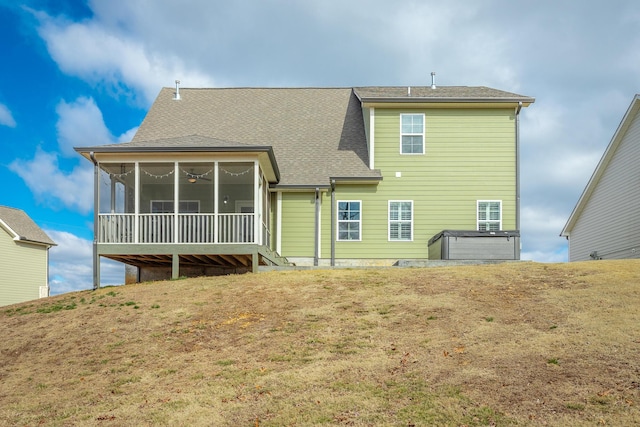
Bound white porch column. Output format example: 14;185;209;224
174;161;179;244
214;161;219;243
134;162;140;243
254;160;260;245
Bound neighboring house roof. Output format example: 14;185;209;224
0;206;56;246
561;94;640;237
75;86;534;188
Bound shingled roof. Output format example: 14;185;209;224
124;87;378;187
77;86;533;187
0;206;56;246
354;86;535;104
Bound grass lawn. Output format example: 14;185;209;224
1;260;639;426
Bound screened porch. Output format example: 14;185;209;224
97;160;272;247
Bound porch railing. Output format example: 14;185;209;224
98;213;259;244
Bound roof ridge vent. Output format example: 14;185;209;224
431;72;436;89
174;80;181;100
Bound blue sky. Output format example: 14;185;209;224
1;0;639;295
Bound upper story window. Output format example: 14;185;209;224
400;114;425;154
389;200;413;241
337;201;361;241
477;200;501;231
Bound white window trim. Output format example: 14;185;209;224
337;200;362;242
388;200;413;241
400;113;425;155
477;200;502;231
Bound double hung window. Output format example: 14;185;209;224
389;201;413;241
477;201;501;231
337;201;361;241
400;114;425;154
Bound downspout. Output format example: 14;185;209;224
330;179;336;267
314;187;320;266
515;101;522;231
89;152;100;290
515;101;522;260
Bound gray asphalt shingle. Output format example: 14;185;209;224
0;206;56;246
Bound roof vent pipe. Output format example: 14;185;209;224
174;80;181;100
431;72;436;89
408;86;411;96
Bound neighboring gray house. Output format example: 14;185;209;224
0;206;56;306
561;94;640;261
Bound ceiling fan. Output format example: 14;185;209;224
183;168;212;183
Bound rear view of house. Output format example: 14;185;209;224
76;82;534;287
561;94;640;261
0;206;56;306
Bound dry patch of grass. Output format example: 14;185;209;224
1;260;640;426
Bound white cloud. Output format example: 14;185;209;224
9;148;94;213
34;9;214;105
11;96;138;213
56;97;113;156
521;205;569;258
521;249;568;263
117;126;138;143
47;230;124;295
0;102;16;127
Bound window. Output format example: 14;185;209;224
337;201;361;241
400;114;424;154
477;201;501;231
389;201;413;241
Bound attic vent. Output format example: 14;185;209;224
431;72;436;89
174;79;181;100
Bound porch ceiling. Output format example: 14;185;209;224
103;253;262;269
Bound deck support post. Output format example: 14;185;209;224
172;253;179;279
90;152;100;290
252;251;259;273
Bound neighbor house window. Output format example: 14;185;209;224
477;201;501;231
337;201;361;241
389;201;413;241
400;113;424;154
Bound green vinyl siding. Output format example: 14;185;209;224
0;229;47;306
373;108;516;257
279;107;518;261
280;192;316;257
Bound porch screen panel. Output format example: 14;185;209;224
98;163;134;243
179;162;214;243
139;163;175;243
218;162;255;243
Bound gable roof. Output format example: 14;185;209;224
0;206;56;246
561;94;640;236
76;86;534;188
